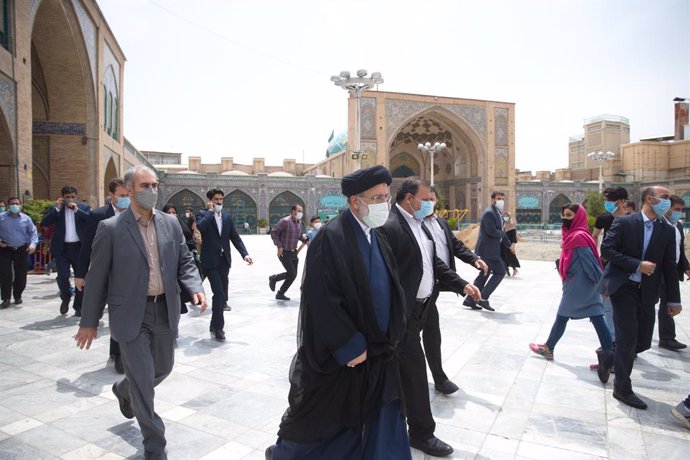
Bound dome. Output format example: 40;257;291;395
221;170;250;176
326;130;348;157
268;171;294;177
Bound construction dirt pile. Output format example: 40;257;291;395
454;224;562;262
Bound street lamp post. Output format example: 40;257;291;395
587;150;616;193
417;141;446;186
330;69;383;171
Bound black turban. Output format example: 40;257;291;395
341;165;393;197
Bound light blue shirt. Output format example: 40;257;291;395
0;211;39;248
629;213;654;283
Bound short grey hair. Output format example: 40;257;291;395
124;165;157;187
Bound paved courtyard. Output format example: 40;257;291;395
1;235;689;459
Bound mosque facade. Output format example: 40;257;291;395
0;0;153;205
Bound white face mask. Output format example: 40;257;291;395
185;212;191;219
313;222;322;230
358;199;390;228
295;212;303;220
495;199;505;211
213;204;223;213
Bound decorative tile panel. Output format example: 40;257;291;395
0;73;16;142
494;108;509;147
360;97;376;140
385;99;487;146
33;121;86;135
72;0;97;90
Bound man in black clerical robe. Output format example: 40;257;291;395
266;165;411;460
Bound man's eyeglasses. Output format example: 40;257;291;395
357;194;391;204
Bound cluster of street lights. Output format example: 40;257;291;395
417;141;446;186
330;70;383;166
587;150;616;192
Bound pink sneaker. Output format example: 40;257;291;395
529;343;554;360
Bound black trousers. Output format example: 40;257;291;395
421;288;448;385
657;277;677;341
472;256;506;300
206;257;230;331
55;242;83;311
400;299;436;441
110;337;121;357
0;246;29;301
611;281;656;395
274;250;299;294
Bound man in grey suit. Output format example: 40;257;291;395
463;191;515;311
75;165;206;459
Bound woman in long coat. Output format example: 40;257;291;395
528;204;614;383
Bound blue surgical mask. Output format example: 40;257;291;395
669;211;683;223
413;196;434;220
651;197;671;218
0;206;5;212
604;201;617;213
115;196;130;209
9;204;21;214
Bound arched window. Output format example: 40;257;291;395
269;191;305;228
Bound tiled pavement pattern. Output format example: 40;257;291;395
1;235;689;459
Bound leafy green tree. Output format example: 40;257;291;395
584;191;604;217
21;199;53;225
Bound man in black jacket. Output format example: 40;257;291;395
74;178;130;374
196;189;253;341
380;177;480;458
41;185;91;316
657;195;689;351
423;188;488;394
599;186;682;410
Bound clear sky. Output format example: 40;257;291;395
99;0;690;173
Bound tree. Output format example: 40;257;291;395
584;191;604;217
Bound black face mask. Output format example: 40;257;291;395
562;218;573;229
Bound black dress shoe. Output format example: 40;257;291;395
596;348;613;384
265;445;275;460
0;299;10;308
112;383;134;419
435;379;460;395
223;303;232;311
659;339;687;351
613;391;647;409
74;310;81;317
114;354;125;374
463;297;480;309
269;275;277;292
13;298;22;305
60;299;69;315
213;329;226;341
477;299;495;312
410;436;454;457
275;292;290;301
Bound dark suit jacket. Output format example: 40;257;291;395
598;211;680;306
380;205;468;314
41;202;91;256
432;217;480;291
475;205;511;261
76;204;115;278
673;221;690;281
80;209;203;342
195;209;249;269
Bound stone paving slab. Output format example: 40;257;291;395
1;235;689;459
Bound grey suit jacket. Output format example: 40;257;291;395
80;208;204;343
